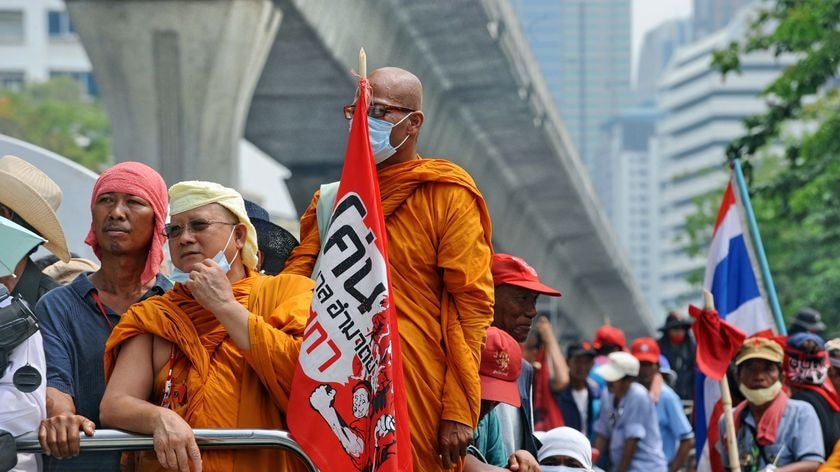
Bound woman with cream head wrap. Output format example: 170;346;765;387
168;180;258;273
100;180;315;472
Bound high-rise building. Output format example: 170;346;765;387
602;106;660;313
512;0;634;196
656;4;788;311
636;17;692;104
0;0;94;95
693;0;754;40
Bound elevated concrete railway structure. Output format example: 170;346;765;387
66;0;654;338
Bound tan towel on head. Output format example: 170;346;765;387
169;181;258;270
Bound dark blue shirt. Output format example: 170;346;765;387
36;272;170;471
555;379;600;441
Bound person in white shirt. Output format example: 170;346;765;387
1;290;47;472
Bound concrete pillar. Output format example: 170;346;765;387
65;0;281;186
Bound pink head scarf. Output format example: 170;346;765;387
84;162;168;285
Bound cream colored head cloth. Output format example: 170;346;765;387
169;181;258;270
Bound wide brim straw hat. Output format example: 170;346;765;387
0;155;70;262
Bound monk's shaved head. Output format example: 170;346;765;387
368;67;423;110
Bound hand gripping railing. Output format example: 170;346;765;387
15;429;318;472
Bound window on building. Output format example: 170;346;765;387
49;71;99;97
0;71;24;91
48;10;75;38
0;10;24;43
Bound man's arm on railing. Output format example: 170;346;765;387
39;387;95;458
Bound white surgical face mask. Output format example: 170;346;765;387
170;227;238;283
739;381;783;405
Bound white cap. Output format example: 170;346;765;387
594;351;639;382
537;426;593;471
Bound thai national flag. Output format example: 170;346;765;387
695;180;775;472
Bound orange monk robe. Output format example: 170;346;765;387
284;158;495;471
821;441;840;472
104;271;314;472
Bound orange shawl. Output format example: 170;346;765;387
104;272;314;472
285;158;494;471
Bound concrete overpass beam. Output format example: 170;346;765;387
66;0;281;185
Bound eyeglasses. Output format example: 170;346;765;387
343;103;415;120
163;219;237;239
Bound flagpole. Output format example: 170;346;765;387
731;158;787;335
704;290;741;472
359;48;367;78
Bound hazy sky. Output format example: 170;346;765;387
632;0;693;72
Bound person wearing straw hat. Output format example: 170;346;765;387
717;336;824;472
35;162;172;471
100;181;314;472
0;155;70;306
0;156;68;472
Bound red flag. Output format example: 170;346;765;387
287;76;413;471
688;305;746;381
532;348;564;431
705;401;725;472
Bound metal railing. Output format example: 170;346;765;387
15;429;318;472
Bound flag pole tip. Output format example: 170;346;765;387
702;289;715;312
359;48;367;78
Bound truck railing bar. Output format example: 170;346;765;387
15;429;318;472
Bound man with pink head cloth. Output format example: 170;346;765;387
35;162;172;471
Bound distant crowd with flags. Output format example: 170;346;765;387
517;160;840;472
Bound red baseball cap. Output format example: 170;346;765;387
480;327;523;407
631;337;661;363
491;253;561;296
593;325;626;350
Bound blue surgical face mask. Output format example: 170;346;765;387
367;113;412;164
169;227;238;284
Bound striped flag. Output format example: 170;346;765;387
695;179;776;472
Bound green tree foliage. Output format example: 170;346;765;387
0;77;111;171
704;0;840;335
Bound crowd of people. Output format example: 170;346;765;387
0;65;838;472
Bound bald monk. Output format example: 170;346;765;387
284;66;495;471
100;181;314;472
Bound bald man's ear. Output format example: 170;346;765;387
407;111;424;135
